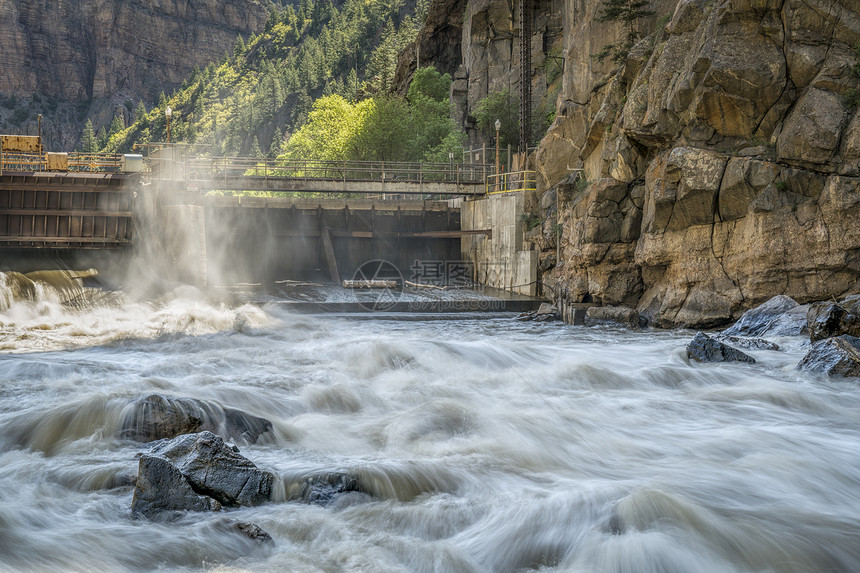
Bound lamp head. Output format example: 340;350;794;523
495;119;501;131
165;106;172;118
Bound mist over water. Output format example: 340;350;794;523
1;280;859;572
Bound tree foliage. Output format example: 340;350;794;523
473;90;520;149
280;67;464;164
80;119;97;153
103;0;428;156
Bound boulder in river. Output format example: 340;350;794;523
807;302;860;342
120;394;273;444
797;335;860;377
131;453;220;519
228;521;275;545
131;431;274;518
584;306;642;329
291;472;361;506
723;295;803;337
686;332;756;363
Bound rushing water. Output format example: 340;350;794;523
1;281;859;573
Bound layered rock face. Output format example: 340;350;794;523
0;0;266;145
533;0;860;327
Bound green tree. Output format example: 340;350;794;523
408;66;451;103
281;94;357;162
595;0;655;63
349;95;413;161
96;126;108;150
80;119;97;153
474;89;520;148
109;114;125;137
135;100;147;123
269;127;284;157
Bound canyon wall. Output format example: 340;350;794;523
0;0;266;147
408;0;860;328
534;0;860;327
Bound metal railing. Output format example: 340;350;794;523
0;151;124;173
486;171;537;194
151;156;491;185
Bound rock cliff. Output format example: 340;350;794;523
0;0;266;148
535;0;860;328
412;0;859;328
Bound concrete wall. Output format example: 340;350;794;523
460;192;537;296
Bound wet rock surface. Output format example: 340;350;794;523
797;335;860;377
223;521;275;545
686;332;756;364
713;335;779;351
131;454;219;519
722;296;801;337
120;394;273;444
131;431;274;518
516;303;562;322
584;306;643;329
292;473;362;506
807;302;860;342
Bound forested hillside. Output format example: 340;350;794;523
98;0;447;159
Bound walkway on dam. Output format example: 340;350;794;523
149;154;491;196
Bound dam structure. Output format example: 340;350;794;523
0;139;540;303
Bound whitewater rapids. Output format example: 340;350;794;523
0;283;858;572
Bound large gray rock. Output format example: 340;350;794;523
120;394;273;444
686;332;756;363
807;302;860;342
797;335;860;377
757;304;809;337
131;454;219;519
585;306;642;329
131;431;274;519
723;295;800;337
148;431;274;507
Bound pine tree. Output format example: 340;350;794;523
135;100;147;122
96;126;108;150
595;0;655;63
250;135;264;158
109;114;125;137
269;127;284;157
80;119;97;153
158;91;168;107
234;36;247;59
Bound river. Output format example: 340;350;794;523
1;280;859;572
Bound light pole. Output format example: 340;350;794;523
494;118;501;192
165;106;172;144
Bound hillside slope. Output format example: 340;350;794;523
0;0;267;148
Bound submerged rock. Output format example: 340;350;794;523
584;306;642;329
686;332;756;363
807;302;860;342
291;473;361;506
131;431;274;518
723;295;800;337
229;521;274;545
797;335;860;377
120;394;273;444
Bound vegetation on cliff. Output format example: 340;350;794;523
99;0;444;158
